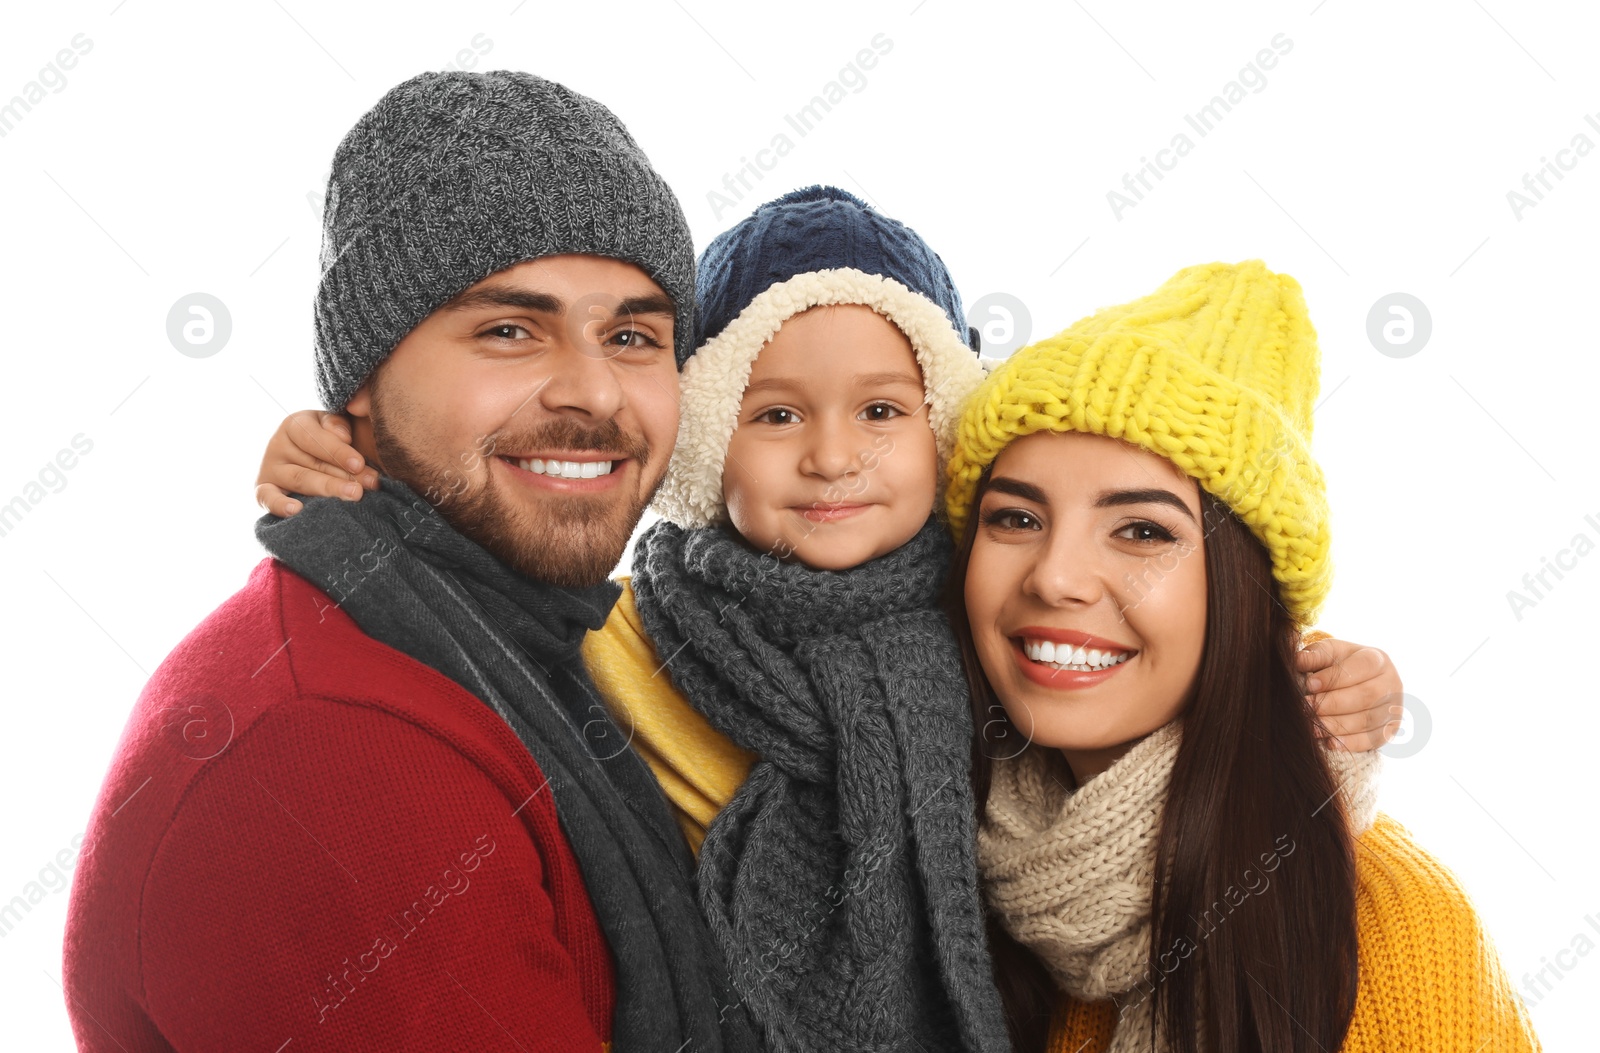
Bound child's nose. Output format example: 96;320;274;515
799;419;861;481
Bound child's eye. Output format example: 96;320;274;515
859;402;905;422
755;407;799;425
1115;520;1177;544
981;507;1041;532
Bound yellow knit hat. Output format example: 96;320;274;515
945;260;1331;626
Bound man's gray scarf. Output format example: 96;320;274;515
631;517;1010;1053
256;478;759;1053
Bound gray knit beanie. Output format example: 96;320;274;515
313;70;696;411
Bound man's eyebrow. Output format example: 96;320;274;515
986;477;1050;505
1094;487;1197;523
437;289;676;320
441;287;564;314
614;295;676;319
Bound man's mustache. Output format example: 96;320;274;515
485;419;652;464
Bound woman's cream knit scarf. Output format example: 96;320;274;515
978;721;1380;1053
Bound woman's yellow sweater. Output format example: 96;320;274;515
1044;812;1541;1052
582;584;1539;1051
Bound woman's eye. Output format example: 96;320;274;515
981;507;1041;531
1116;520;1176;544
859;402;903;422
757;408;798;425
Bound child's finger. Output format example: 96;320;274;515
316;411;354;444
1316;694;1402;739
1294;640;1333;670
1319;708;1403;753
274;462;365;501
255;483;304;517
1311;679;1404;755
1306;658;1393;719
1302;644;1389;696
291;414;366;475
259;441;364;497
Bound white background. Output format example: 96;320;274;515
2;0;1595;1048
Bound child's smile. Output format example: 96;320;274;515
792;501;873;524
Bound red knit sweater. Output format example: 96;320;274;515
63;558;615;1052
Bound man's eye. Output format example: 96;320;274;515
859;403;903;422
484;324;531;340
608;328;664;350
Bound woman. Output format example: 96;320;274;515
942;260;1541;1052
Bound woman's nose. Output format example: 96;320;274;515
1023;535;1108;608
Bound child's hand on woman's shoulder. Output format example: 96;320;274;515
1297;633;1404;753
255;409;378;517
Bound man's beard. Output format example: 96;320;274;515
369;381;660;588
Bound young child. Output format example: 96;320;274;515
255;188;1406;1053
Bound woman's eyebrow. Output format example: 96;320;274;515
1094;487;1197;523
986;477;1050;505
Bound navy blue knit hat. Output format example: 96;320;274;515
694;185;979;351
654;185;988;528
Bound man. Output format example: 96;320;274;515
64;71;757;1053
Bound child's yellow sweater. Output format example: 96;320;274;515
583;587;1538;1051
581;577;753;856
1043;812;1541;1052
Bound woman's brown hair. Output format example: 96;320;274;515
945;462;1360;1053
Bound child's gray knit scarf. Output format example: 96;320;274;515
631;516;1010;1053
255;478;760;1053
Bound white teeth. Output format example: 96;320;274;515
1021;638;1132;672
513;457;613;479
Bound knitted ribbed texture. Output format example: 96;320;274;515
313;70;696;410
630;517;1011;1053
981;724;1183;1005
694;185;974;348
979;721;1384;1053
945;260;1331;626
1039;816;1543;1052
